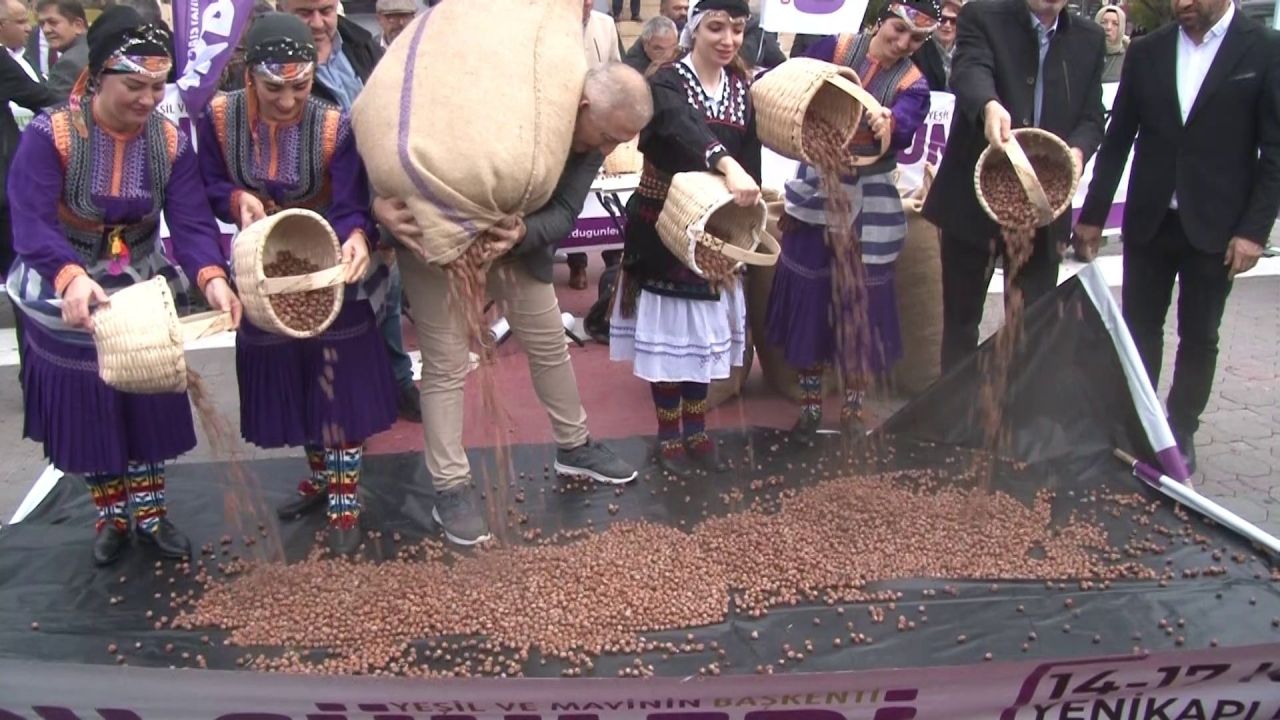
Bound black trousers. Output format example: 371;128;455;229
940;228;1060;373
611;0;640;17
1122;211;1232;437
567;249;623;272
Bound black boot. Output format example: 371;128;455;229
136;519;192;560
790;410;822;446
276;491;327;520
92;524;130;566
656;445;697;480
327;524;362;556
687;434;727;474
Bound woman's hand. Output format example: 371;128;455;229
61;274;108;332
236;193;267;230
869;107;893;143
480;216;527;262
724;165;761;207
341;232;372;284
202;276;243;329
372;196;423;243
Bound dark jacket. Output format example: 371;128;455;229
923;0;1106;247
0;52;59;207
45;33;87;101
23;31;46;80
309;16;382;106
622;36;653;73
510;151;605;283
1079;12;1280;252
740;18;785;70
913;38;950;91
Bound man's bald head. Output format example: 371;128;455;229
573;62;653;155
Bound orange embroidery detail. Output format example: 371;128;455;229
110;138;126;196
196;266;227;291
321;109;340;169
896;65;924;93
50;111;73;171
267;125;279;181
53;263;87;296
211;95;228;155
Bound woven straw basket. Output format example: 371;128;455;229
232;209;345;339
93;277;234;394
975;128;1080;229
603;139;643;175
751;57;889;167
656;172;778;278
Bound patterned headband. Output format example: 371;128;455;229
100;25;173;78
103;53;172;78
251;61;315;83
885;2;940;33
246;36;317;66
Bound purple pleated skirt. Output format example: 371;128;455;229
21;321;197;475
236;298;397;449
765;219;903;377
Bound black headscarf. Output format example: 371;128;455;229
243;12;317;67
691;0;750;18
87;5;173;80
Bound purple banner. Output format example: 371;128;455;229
563;215;626;252
173;0;255;121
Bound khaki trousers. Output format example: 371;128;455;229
396;248;590;490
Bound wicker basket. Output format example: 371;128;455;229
750;57;889;167
93;277;235;394
656;172;778;278
232;209;345;339
974;128;1080;229
602;138;643;175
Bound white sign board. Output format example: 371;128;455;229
759;0;871;34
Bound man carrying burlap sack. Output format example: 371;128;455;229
372;63;653;547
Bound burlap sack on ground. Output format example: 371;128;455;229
892;165;943;396
351;0;586;266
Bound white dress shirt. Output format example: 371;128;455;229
1172;1;1233;208
8;47;38;81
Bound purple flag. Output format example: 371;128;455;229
172;0;254;121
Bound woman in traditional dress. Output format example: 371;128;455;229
610;0;761;479
765;0;936;444
5;6;242;566
196;13;395;556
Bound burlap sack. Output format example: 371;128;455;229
351;0;586;266
892;165;943;397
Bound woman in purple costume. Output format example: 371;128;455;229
196;13;395;556
765;0;936;443
5;6;243;566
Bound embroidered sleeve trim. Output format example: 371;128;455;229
705;142;727;169
196;266;228;292
53;263;87;297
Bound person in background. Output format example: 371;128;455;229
913;0;961;90
198;13;396;555
217;0;276;92
24;4;53;79
661;0;689;30
375;0;415;49
2;0;38;80
612;0;640;23
923;0;1105;374
376;64;647;547
1073;0;1280;476
1095;4;1127;82
37;0;87;98
610;0;760;480
740;3;785;71
282;0;421;424
6;6;242;566
767;0;936;443
623;15;679;74
570;0;624;291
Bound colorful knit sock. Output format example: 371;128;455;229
85;473;128;533
326;444;362;530
298;445;329;496
126;461;166;534
650;382;684;459
797;368;824;420
841;390;865;423
680;381;713;455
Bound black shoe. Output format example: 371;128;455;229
327;523;362;556
276;490;327;520
135;519;192;560
397;384;422;424
687;437;727;474
841;408;867;438
790;411;822;446
656;450;697;479
92;524;130;566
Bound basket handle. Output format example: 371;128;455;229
1001;135;1055;226
260;262;350;295
702;228;781;267
179;310;235;343
824;75;891;167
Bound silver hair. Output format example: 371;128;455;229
583;61;654;129
639;15;677;43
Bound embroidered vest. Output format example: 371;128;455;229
209;91;342;213
832;33;924;169
49;104;178;265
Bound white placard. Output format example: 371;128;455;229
759;0;871;34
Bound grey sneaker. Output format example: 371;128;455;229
431;484;492;546
555;439;638;485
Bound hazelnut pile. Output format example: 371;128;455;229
979;152;1073;229
800;114;848;170
175;467;1161;678
693;235;738;290
264;251;333;333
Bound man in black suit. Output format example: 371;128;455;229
923;0;1105;373
1073;0;1280;473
